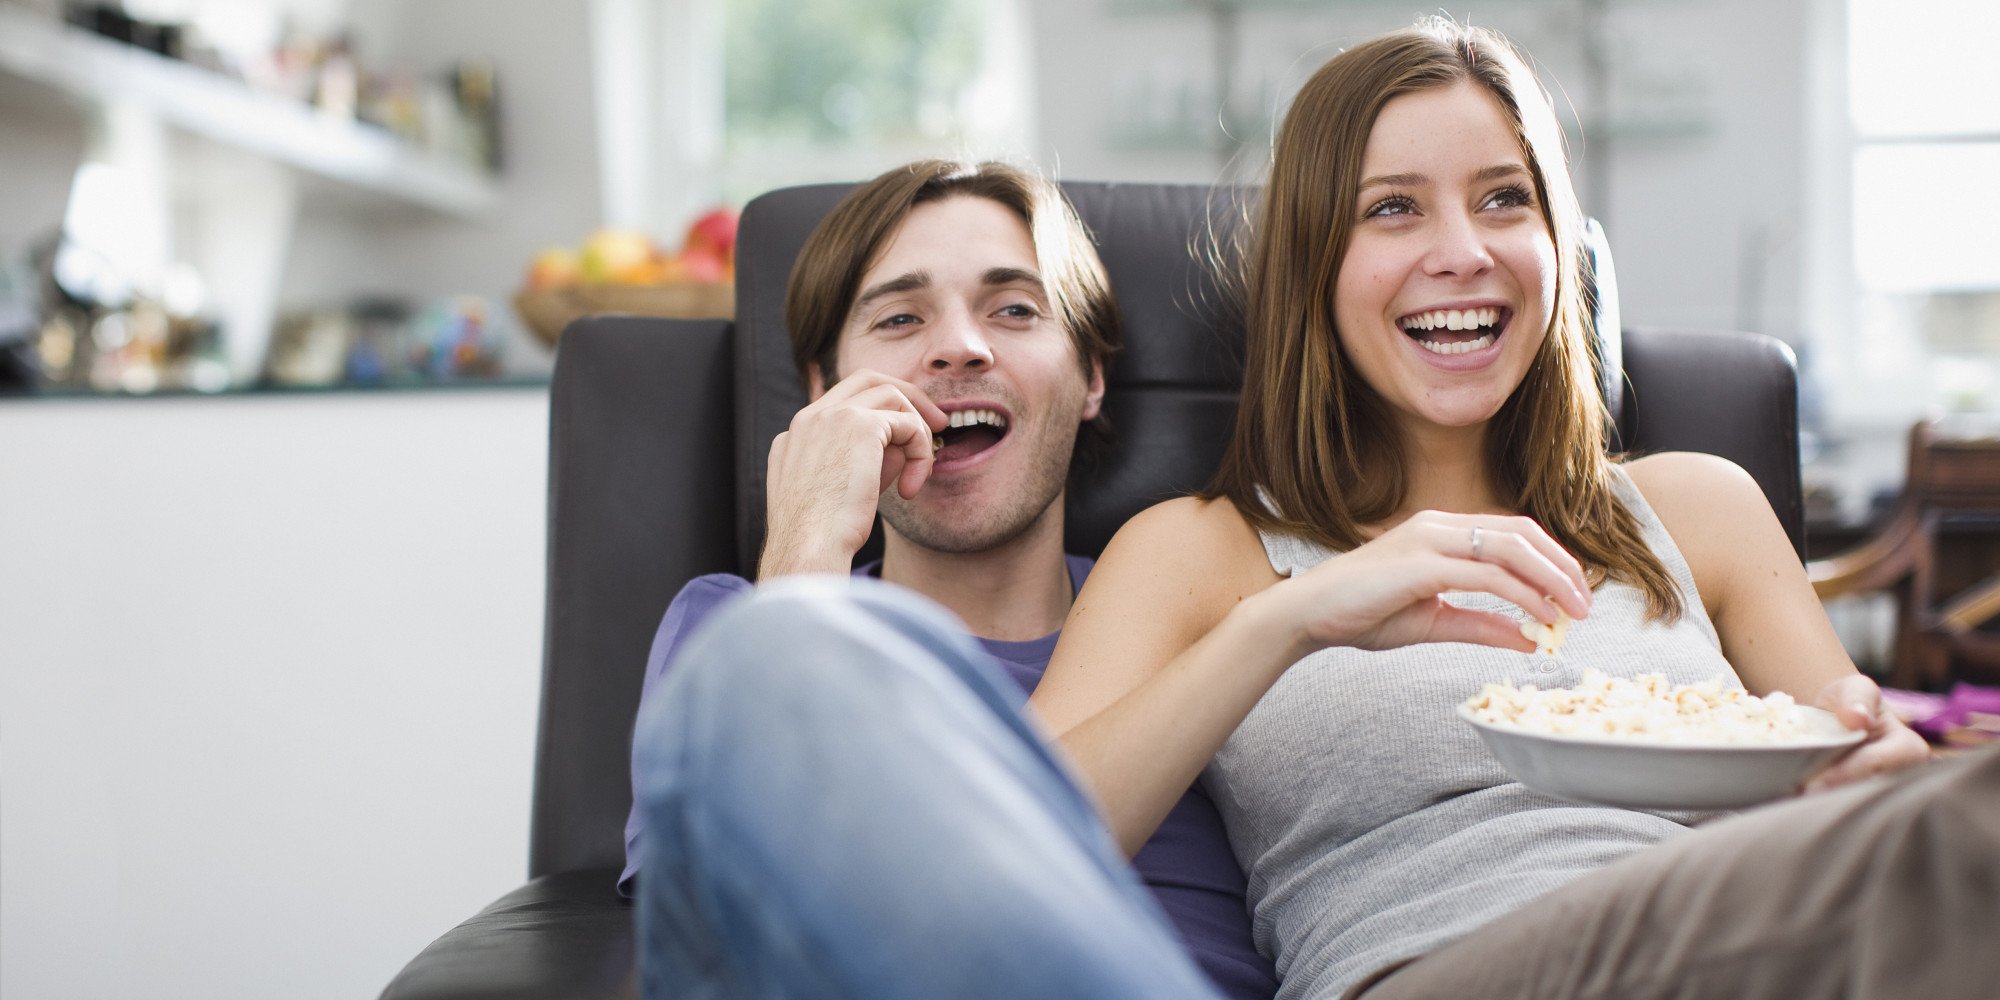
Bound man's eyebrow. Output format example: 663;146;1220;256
983;266;1043;288
853;270;932;310
1356;163;1529;192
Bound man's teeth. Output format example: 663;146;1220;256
934;408;1008;456
946;408;1007;430
1416;333;1496;355
1401;307;1501;332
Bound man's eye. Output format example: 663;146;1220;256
1364;195;1418;218
875;313;920;330
997;303;1040;320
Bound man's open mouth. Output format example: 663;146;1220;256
934;408;1010;463
1398;306;1506;356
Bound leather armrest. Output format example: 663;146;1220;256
535;316;739;878
379;869;634;1000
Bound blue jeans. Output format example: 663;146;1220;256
633;576;1225;1000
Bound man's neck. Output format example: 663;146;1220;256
877;512;1075;642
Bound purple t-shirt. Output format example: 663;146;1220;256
622;559;1278;1000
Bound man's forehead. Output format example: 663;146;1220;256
855;196;1044;292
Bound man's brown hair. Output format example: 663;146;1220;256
1207;18;1682;621
783;160;1123;449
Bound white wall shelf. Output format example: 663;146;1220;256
0;5;496;218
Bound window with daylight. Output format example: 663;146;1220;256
1847;0;2000;411
590;0;1031;241
717;0;1033;204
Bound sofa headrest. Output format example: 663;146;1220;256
728;181;1624;566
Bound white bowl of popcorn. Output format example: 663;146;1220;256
1458;669;1865;810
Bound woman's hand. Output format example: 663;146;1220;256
1269;510;1594;659
1802;674;1934;793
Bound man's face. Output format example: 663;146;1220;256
811;194;1105;554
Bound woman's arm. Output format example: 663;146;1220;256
1625;452;1929;788
1033;497;1592;855
1031;497;1292;855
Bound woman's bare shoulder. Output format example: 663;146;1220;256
1621;451;1771;529
1082;495;1283;624
1621;451;1791;607
1103;494;1270;571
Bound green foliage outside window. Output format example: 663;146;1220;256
725;0;985;149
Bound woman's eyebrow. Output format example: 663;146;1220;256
1357;163;1529;193
1358;171;1426;192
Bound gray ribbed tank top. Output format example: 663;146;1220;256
1208;465;1735;999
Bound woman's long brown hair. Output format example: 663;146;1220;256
1207;19;1683;621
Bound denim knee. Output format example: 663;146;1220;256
650;576;1006;728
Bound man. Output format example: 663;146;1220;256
622;160;1277;999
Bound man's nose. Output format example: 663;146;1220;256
1423;210;1496;278
925;308;994;372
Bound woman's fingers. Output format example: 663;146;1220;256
1801;675;1935;793
1413;515;1590;620
1814;674;1882;732
1803;721;1931;793
1423;602;1540;652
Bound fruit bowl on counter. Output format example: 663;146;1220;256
514;208;737;347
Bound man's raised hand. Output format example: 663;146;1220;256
757;370;948;579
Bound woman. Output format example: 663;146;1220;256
1031;17;1948;1000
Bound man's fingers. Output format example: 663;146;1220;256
815;370;949;429
881;409;937;497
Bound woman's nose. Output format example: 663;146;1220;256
1424;211;1496;278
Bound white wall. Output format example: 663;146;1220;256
0;388;548;1000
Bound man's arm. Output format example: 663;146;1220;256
619;573;755;895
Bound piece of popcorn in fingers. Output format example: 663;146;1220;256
1519;607;1574;656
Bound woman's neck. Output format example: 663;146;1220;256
1391;421;1509;522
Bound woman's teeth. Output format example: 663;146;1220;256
1402;307;1500;331
1400;307;1501;356
1416;333;1495;355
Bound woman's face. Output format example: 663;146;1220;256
1332;79;1558;437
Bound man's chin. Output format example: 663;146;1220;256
880;514;1025;556
879;500;1056;557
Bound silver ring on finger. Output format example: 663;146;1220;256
1470;525;1484;561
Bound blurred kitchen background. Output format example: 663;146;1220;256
1;0;1994;997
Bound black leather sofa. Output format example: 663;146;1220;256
379;180;1802;999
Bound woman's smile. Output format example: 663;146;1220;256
1398;303;1513;367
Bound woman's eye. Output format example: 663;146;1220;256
1363;194;1418;219
1484;184;1535;210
